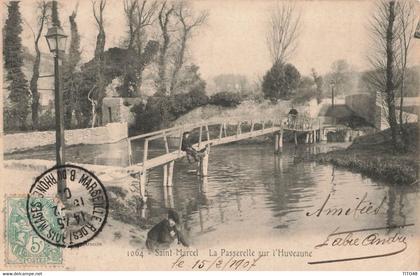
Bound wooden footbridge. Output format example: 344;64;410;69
126;115;322;202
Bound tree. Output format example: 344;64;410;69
169;0;208;94
156;0;174;95
3;1;30;130
63;3;82;128
394;0;416;149
27;1;48;130
122;0;158;96
292;76;317;105
329;59;353;95
262;62;300;102
311;68;323;103
366;0;416;150
266;1;301;65
213;74;250;94
131;63;208;132
172;64;206;95
92;0;107;127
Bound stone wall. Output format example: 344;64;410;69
345;93;377;126
4;122;128;153
345;93;418;130
102;97;143;126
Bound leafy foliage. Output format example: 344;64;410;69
209;91;241;107
63;9;82;128
3;2;30;130
131;64;208;133
359;67;420;97
120;40;159;97
262;62;300;102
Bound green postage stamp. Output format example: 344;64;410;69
5;196;62;265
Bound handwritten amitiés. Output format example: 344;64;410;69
305;192;386;218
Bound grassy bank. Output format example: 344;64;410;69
315;124;419;185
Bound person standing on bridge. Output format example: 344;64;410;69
181;131;207;163
288;108;299;129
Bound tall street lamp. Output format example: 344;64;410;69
330;80;335;109
45;20;67;199
415;20;420;39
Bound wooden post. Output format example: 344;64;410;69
201;176;208;194
305;132;309;144
205;124;210;141
219;123;223;140
168;187;174;208
167;161;174;187
163;186;168;207
294;131;298;145
143;139;149;163
127;138;132;166
178;129;183;156
275;129;283;153
279;129;283;152
223;123;227;137
163;186;174;208
163;132;169;153
139;171;147;202
163;164;168;186
198;125;202;148
274;133;279;152
200;145;210;177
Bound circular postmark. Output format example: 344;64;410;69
26;164;109;248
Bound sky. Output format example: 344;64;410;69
6;0;420;82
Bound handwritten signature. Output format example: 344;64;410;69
309;224;413;264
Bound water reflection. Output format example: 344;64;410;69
144;143;418;247
6;140;418;246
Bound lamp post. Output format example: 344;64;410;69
45;13;67;199
330;81;335;109
415;20;420;39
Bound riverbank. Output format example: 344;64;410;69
315;124;418;185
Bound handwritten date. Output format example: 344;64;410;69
171;254;264;271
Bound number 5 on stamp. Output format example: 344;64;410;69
5;196;63;265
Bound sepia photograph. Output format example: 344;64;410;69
1;0;419;272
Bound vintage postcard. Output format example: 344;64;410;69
1;0;419;271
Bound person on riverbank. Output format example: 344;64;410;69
181;131;207;163
145;209;189;251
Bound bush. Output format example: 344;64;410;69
131;89;209;134
38;110;55;131
209;91;241;107
292;88;317;104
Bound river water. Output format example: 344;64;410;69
6;141;419;251
135;143;419;249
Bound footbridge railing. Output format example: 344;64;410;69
125;115;321;201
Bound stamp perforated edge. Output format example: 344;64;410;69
3;194;64;267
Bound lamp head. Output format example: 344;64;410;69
45;25;67;54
